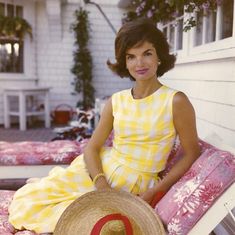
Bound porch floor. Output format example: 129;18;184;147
0;123;57;142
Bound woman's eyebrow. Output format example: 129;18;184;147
126;48;154;56
126;52;134;56
143;49;154;53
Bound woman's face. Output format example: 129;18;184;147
125;41;159;81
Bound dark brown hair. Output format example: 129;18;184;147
107;18;176;81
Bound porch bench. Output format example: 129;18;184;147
0;139;234;235
0;140;84;189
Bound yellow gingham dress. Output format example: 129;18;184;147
9;85;177;233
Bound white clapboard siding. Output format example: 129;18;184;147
36;0;132;112
161;57;235;148
87;2;132;98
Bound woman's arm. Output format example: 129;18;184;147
141;92;200;203
157;92;200;190
83;97;114;190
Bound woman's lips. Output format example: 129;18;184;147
136;69;148;75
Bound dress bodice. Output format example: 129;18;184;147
111;85;178;173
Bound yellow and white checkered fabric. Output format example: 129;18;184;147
112;85;177;173
9;85;177;233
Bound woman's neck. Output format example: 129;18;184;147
132;79;162;99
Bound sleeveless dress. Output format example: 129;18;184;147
9;85;178;233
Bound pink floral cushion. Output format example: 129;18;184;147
0;190;51;235
0;214;15;234
0;140;82;166
0;191;52;234
0;190;15;215
155;140;235;235
0;191;15;234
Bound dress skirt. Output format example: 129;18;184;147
8;147;159;233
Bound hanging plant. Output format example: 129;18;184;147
123;0;222;32
70;7;94;110
0;15;32;41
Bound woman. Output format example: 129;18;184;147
9;18;200;233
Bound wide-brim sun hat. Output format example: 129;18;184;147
54;189;166;235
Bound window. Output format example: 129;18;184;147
221;0;234;39
0;2;23;18
194;0;234;46
0;1;24;73
162;16;184;53
161;8;184;53
161;0;234;55
0;40;23;72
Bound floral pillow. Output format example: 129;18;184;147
155;140;235;235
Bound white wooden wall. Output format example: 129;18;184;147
86;2;132;98
161;57;235;148
35;1;77;108
35;0;132;109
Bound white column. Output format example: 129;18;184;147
44;91;51;128
19;91;27;131
190;12;197;48
207;12;214;42
182;12;191;56
202;10;207;44
233;0;235;37
174;23;178;52
216;5;222;41
3;92;10;128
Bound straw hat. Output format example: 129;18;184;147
54;189;165;235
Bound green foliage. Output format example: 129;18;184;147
123;0;221;32
0;15;32;41
71;7;94;109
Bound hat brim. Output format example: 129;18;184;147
54;189;165;235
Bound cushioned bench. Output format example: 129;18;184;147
0;140;84;186
0;139;234;234
0;140;84;166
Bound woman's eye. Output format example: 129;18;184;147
145;52;152;56
126;55;134;60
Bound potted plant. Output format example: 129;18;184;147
0;15;32;41
71;7;95;110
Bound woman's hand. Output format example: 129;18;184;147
95;176;112;190
139;187;157;204
140;186;166;208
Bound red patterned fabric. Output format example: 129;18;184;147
0;141;82;166
155;140;235;235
